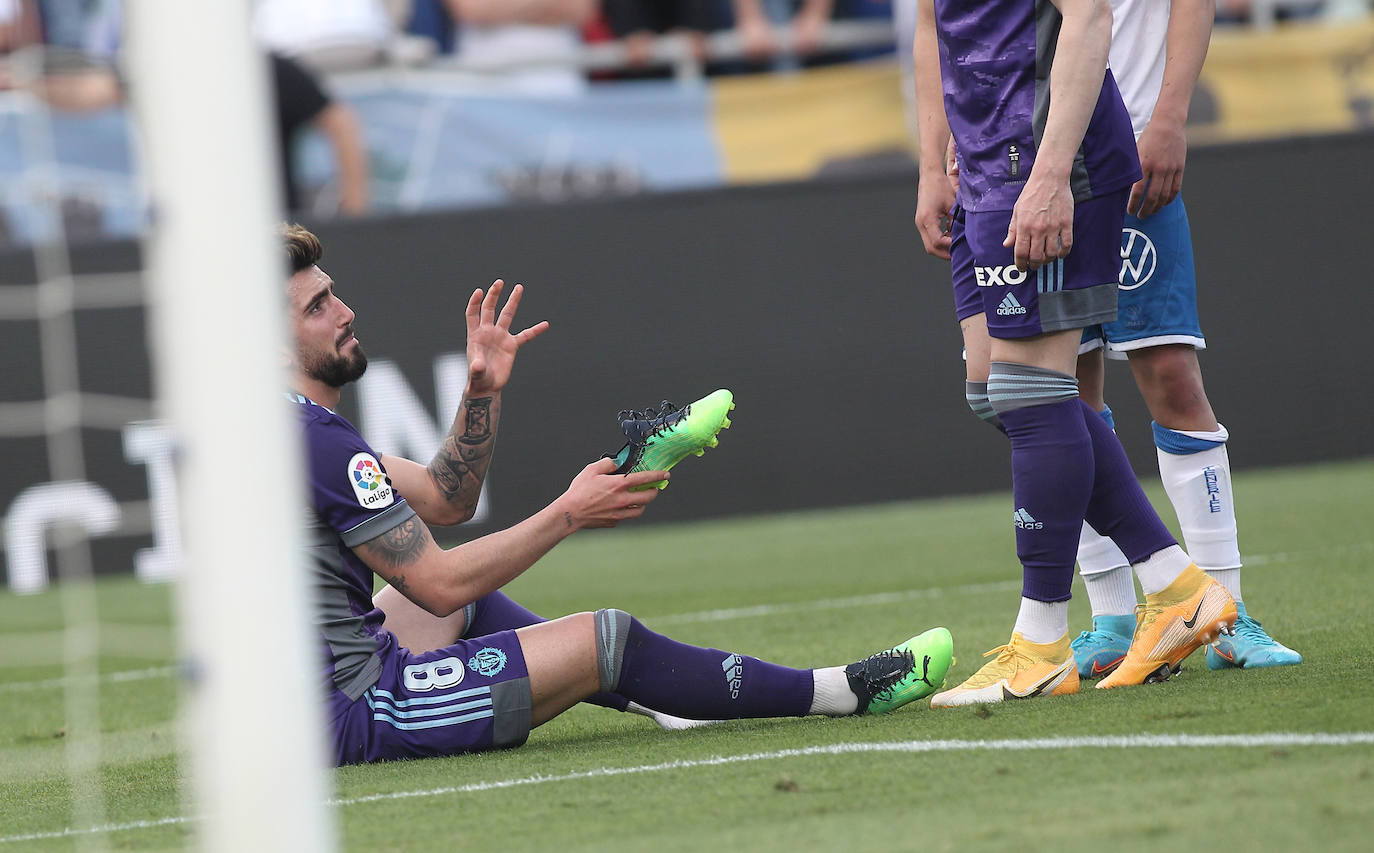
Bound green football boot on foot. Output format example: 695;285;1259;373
608;389;734;490
847;627;955;715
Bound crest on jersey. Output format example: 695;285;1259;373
468;647;508;677
347;452;394;509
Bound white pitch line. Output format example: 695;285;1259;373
0;815;189;846
1243;540;1371;567
0;666;176;694
4;535;1348;689
329;732;1374;806
0;582;1018;693
1;536;1361;692
5;732;1372;844
646;579;1019;626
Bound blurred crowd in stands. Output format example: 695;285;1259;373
0;0;1368;236
7;0;1367;82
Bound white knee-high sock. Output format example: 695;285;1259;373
1155;422;1243;601
1076;407;1137;616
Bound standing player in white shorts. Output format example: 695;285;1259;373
1069;0;1301;677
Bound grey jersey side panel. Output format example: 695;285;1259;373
1033;0;1058;148
309;502;415;701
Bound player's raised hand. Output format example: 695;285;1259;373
1004;175;1075;271
464;280;550;395
1129;118;1187;218
559;458;667;529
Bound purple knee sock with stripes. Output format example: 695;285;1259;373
611;615;814;720
997;398;1093;602
988;363;1093;603
465;592;631;712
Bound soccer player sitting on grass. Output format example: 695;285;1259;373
281;224;954;765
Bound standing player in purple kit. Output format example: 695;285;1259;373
911;0;1234;702
281;224;955;765
1067;0;1301;678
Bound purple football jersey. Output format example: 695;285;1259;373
292;394;415;707
934;0;1140;212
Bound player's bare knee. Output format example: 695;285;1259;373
593;608;632;693
1076;349;1107;411
1132;347;1211;425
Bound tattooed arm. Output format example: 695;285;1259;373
353;515;435;603
354;459;671;616
381;392;501;527
426;393;498;516
381;278;550;526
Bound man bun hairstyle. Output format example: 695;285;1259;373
281;222;322;274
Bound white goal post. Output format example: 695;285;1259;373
124;1;334;849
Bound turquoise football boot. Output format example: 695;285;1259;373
1207;601;1303;669
1069;613;1135;679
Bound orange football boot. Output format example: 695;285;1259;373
1098;564;1237;689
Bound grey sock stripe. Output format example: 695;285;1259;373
987;361;1079;414
965;380;1003;428
594;608;632;693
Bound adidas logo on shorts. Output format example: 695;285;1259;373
997;293;1027;316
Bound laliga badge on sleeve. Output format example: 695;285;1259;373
347;452;395;509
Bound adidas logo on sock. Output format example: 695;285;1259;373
997;293;1027;316
721;653;743;699
1013;508;1043;529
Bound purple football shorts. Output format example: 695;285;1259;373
332;628;532;765
954;189;1128;339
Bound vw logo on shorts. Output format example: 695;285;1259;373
1119;227;1157;291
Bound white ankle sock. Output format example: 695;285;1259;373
1133;545;1193;596
809;666;859;716
1205;567;1242;602
1012;597;1068;644
1082;565;1138;617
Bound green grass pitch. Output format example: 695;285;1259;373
2;460;1372;851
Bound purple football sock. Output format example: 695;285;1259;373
995;397;1094;603
613;616;814;720
464;591;544;637
466;592;630;712
1078;400;1177;563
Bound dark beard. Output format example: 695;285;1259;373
306;345;368;388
